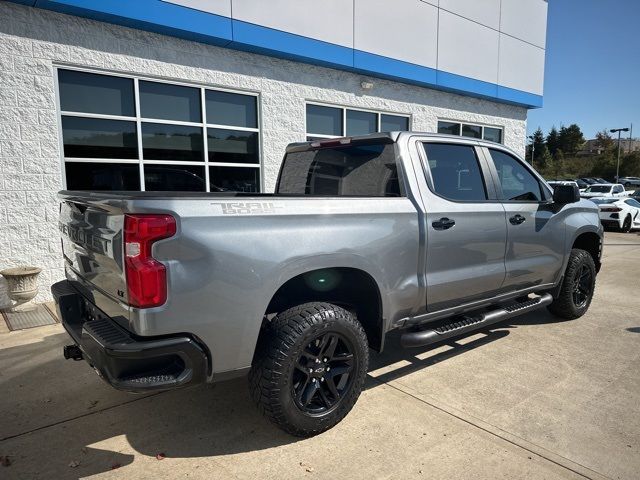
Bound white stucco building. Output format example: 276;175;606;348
0;0;548;303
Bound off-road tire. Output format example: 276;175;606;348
547;248;596;319
249;302;369;437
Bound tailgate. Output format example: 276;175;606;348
59;197;129;313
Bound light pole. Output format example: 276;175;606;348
528;134;535;167
610;128;630;182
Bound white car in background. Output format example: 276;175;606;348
592;197;640;232
580;183;628;199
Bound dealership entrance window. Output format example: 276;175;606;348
437;120;503;144
305;103;410;141
57;68;261;192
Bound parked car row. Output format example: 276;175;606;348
546;180;639;232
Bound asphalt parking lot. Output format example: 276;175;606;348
1;231;639;480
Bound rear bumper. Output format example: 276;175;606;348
600;219;620;228
51;280;208;393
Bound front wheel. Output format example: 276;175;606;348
249;302;369;437
547;248;596;319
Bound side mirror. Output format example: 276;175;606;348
553;183;580;204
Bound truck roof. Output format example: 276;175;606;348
286;131;512;153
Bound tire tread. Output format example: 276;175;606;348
249;302;369;437
547;248;596;319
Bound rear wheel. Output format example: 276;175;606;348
249;302;369;437
548;249;596;319
621;215;632;233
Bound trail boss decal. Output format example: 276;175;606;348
212;202;282;215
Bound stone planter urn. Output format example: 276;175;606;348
0;266;42;312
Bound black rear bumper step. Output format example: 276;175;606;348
52;280;208;393
401;293;553;348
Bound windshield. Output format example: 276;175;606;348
591;198;618;205
585;185;612;193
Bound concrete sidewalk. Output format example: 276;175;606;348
1;232;639;479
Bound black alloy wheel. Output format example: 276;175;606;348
547;248;597;319
250;302;369;437
292;332;355;415
572;263;593;308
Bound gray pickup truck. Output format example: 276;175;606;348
52;132;602;436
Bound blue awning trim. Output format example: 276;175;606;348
14;0;543;108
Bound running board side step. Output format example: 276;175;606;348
401;293;553;348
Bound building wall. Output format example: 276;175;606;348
0;1;527;304
10;0;547;107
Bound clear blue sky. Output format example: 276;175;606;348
527;0;640;140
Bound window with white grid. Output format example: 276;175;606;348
56;68;261;192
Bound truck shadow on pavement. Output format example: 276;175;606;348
367;308;566;386
0;309;571;479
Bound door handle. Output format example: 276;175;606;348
432;217;455;230
509;214;526;225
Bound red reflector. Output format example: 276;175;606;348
124;214;176;308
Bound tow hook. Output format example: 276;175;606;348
63;344;84;361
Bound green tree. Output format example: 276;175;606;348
558;124;585;156
546;126;560;156
553;149;565;178
538;146;552;172
620;151;640;178
594;129;614;152
530;127;546;165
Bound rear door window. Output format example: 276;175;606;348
277;141;403;197
488;149;544;201
421;143;487;201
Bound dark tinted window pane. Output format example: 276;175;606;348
207;128;259;164
461;124;482;139
346;110;377;136
139;81;201;122
206;90;257;128
423;143;487;201
483;126;502;143
65;162;140;190
306;104;342;136
58;70;135;117
489;149;543;201
62;116;138;159
278;142;402;197
144;164;205;192
210;166;260;192
381;114;409;131
142;123;203;161
437;121;461;136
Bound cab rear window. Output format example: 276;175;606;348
277;142;403;197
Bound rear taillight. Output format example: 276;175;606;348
124;214;176;308
601;207;622;212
